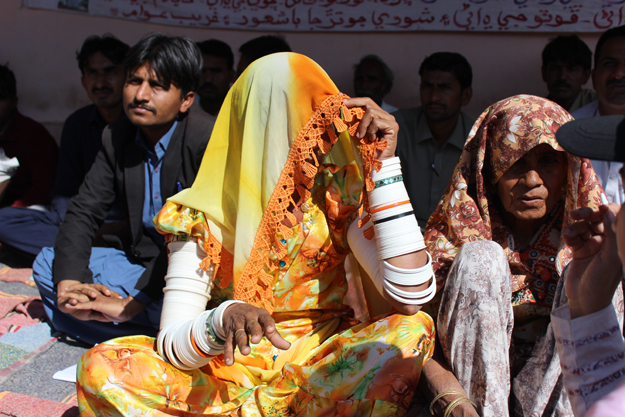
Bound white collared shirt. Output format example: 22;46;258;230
572;100;624;204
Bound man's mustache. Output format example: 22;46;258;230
425;102;447;109
552;80;572;89
127;100;156;113
606;78;625;88
92;87;113;94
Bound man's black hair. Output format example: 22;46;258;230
196;39;234;70
124;33;203;97
0;64;17;100
354;54;395;87
595;25;625;68
238;35;291;63
542;35;592;71
419;52;473;91
76;34;130;75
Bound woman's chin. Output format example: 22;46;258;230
512;209;548;223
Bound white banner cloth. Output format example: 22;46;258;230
23;0;624;32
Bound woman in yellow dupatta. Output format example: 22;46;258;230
77;53;436;416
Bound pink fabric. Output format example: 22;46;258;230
0;296;45;335
0;391;78;417
586;379;625;416
0;267;34;286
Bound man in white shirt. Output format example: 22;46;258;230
572;25;625;204
353;55;399;113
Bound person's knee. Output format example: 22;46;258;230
77;344;108;395
32;247;55;291
453;241;509;287
0;207;23;240
458;240;505;263
441;240;513;313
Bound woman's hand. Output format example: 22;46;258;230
343;97;399;161
562;204;623;319
222;303;291;366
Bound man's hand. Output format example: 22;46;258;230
57;279;144;322
222;303;291;366
343;97;399;161
58;280;122;305
562;204;623;319
61;294;146;323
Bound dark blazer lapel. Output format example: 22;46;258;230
161;116;186;199
123;127;145;245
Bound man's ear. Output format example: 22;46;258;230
228;68;236;84
81;75;88;92
592;68;597;91
179;91;195;113
541;66;548;83
461;86;472;107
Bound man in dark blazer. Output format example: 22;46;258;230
32;34;214;345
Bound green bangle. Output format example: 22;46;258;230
205;309;225;347
374;175;403;189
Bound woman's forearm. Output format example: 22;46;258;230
419;357;479;417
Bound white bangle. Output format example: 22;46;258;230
212;300;245;341
160;318;209;370
374;216;425;259
371;157;402;180
383;275;436;306
161;240;213;329
382;252;433;286
157;300;246;371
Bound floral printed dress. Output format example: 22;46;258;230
77;164;435;417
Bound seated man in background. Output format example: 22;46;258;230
32;33;214;345
0;65;58;210
394;52;474;228
236;34;291;77
0;34;128;262
353;54;398;113
0;149;19;201
573;25;625;205
542;34;597;112
555;115;625;416
195;39;235;120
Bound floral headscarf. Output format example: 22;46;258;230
424;95;603;307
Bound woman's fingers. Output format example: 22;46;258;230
245;319;264;345
343;98;397;137
222;304;290;366
258;312;291;351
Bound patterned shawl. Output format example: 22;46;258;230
424;95;603;305
163;53;382;313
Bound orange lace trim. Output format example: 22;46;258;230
199;93;383;313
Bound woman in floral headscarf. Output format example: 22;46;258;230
76;53;437;417
421;95;622;416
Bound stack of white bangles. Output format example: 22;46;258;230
156;240;243;370
368;157;436;305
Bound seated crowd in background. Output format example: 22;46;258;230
0;23;624;417
0;35;128;262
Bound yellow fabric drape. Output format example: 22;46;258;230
161;53;374;312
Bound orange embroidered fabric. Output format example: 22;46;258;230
156;53;385;314
235;95;376;312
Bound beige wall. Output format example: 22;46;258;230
1;1;601;141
